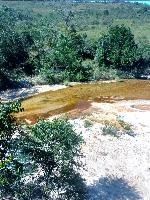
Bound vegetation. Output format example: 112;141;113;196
95;25;139;70
0;2;149;198
84;119;93;128
0;1;149;90
102;117;134;137
102;122;119;137
116;115;132;131
116;115;135;136
0;101;85;199
39;26;91;83
0;6;34;89
0;101;23;197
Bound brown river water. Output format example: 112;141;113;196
16;79;150;123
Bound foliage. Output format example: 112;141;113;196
40;26;91;83
135;37;150;77
116;115;135;136
0;6;35;90
0;2;149;89
0;102;86;199
102;123;119;137
92;63;136;80
116;115;132;131
0;101;23;197
84;119;93;128
92;65;119;80
20;118;86;199
0;30;34;75
95;25;139;71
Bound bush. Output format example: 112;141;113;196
20;118;86;199
92;65;119;80
0;102;86;199
39;26;93;83
39;30;82;83
102;123;119;137
84;119;93;128
0;29;34;85
117;116;132;131
0;6;35;87
116;115;135;136
0;101;23;197
95;25;139;71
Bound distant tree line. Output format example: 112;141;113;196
0;3;149;90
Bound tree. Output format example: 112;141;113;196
40;26;90;82
0;101;23;197
0;29;34;76
0;101;86;199
0;6;34;90
95;25;139;71
21;118;86;199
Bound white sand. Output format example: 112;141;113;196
69;104;150;200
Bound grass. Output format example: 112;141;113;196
116;116;132;131
0;1;149;42
80;20;150;42
102;123;119;137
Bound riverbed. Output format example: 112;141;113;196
1;79;150;199
7;79;150;123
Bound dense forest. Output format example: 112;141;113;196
0;1;150;199
0;1;149;90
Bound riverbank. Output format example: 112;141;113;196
0;80;118;102
69;98;150;199
70;116;150;199
0;84;67;102
1;80;150;199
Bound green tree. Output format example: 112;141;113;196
0;29;34;76
40;26;90;82
0;6;34;90
95;25;139;71
0;102;86;199
0;101;23;197
20;118;86;199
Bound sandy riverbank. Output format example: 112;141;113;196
45;97;150;199
1;81;150;199
69;100;150;199
0;80;118;102
0;84;68;102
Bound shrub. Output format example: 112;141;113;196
116;116;132;131
0;29;34;77
116;115;135;136
0;102;86;199
0;101;23;197
84;119;93;128
20;118;86;199
102;123;119;137
95;25;139;71
39;26;92;83
92;65;119;80
0;6;35;87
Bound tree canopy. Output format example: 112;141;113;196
95;25;139;71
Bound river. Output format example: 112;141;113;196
15;79;150;123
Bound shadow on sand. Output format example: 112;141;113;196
0;87;38;101
88;177;142;200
